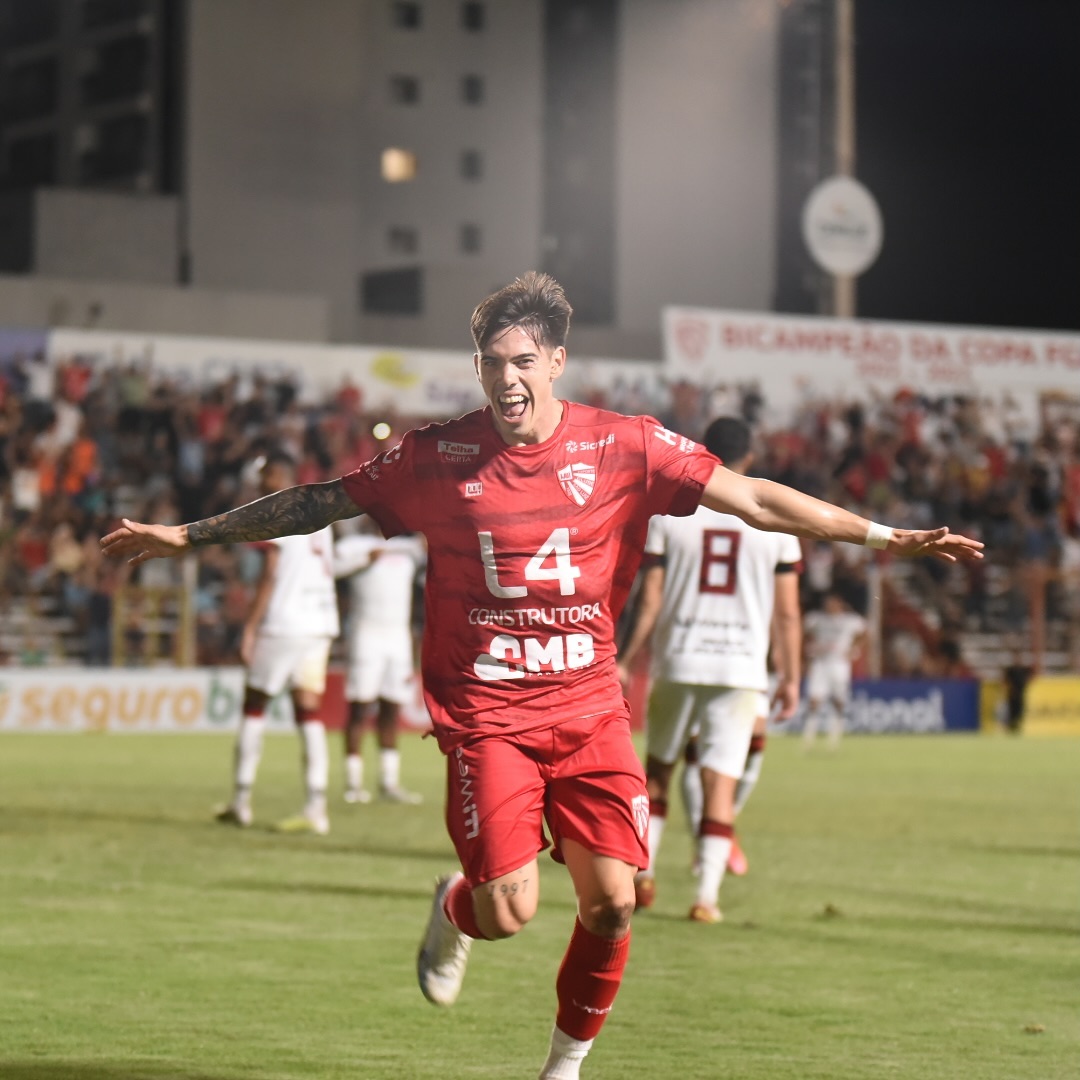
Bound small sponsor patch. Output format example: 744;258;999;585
438;440;480;462
556;462;596;507
464;481;483;497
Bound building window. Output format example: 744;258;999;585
462;2;485;31
391;1;421;29
389;74;420;104
381;147;418;182
460;223;482;254
460;149;483;181
461;74;485;105
387;226;419;255
361;268;423;315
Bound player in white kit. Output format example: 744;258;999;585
216;451;340;834
334;524;426;804
618;418;802;922
801;591;866;749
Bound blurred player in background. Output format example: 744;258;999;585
801;591;867;750
102;273;982;1080
334;522;425;804
216;450;339;835
618;417;802;922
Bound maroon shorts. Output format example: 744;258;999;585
444;709;649;885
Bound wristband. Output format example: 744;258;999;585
864;522;893;550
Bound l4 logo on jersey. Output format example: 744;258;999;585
556;462;596;507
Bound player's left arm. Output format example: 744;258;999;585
699;466;984;563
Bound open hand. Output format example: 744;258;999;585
100;519;189;566
887;527;984;563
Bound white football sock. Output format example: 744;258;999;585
345;753;363;792
680;761;703;836
538;1026;593;1080
733;748;765;816
379;747;401;790
696;833;733;909
233;715;265;808
645;812;666;875
300;720;328;814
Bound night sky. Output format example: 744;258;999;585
854;0;1080;332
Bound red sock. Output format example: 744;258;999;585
443;876;489;940
555;918;630;1041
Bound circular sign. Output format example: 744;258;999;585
801;175;883;276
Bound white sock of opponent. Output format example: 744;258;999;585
345;753;363;793
696;820;734;909
379;747;401;790
233;713;265;810
299;719;328;817
538;1026;593;1080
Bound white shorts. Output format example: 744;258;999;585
344;625;415;705
806;659;852;705
646;680;767;779
247;634;332;697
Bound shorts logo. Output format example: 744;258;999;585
456;748;480;840
556;462;596;507
465;481;483;498
631;794;649;840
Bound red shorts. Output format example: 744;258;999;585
444;708;649;885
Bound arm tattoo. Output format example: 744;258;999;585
187;480;361;547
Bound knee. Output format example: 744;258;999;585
473;885;538;940
476;899;535;940
580;895;634;938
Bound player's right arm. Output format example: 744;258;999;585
240;545;279;665
770;571;802;721
101;479;363;566
616;561;665;685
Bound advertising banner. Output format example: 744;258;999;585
47;329;668;421
779;678;980;735
663;307;1080;413
1019;676;1080;737
0;667;433;734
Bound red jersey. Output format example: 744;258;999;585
341;402;717;751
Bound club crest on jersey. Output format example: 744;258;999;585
556;462;596;507
631;795;649;839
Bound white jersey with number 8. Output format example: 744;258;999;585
644;506;802;690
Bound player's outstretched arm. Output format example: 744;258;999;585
101;479;363;566
699;467;984;564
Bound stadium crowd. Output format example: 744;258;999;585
1;344;1077;673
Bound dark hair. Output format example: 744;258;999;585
703;417;751;464
262;448;297;473
470;271;573;353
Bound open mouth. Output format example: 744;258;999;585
499;393;528;421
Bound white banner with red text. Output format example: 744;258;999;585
663;307;1080;414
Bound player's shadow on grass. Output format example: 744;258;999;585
0;1063;231;1080
215;877;433;902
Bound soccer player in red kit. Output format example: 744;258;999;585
102;273;984;1079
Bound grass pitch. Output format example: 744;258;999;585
1;731;1077;1080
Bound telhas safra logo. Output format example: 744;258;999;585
557;462;596;507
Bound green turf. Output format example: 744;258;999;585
1;732;1077;1080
